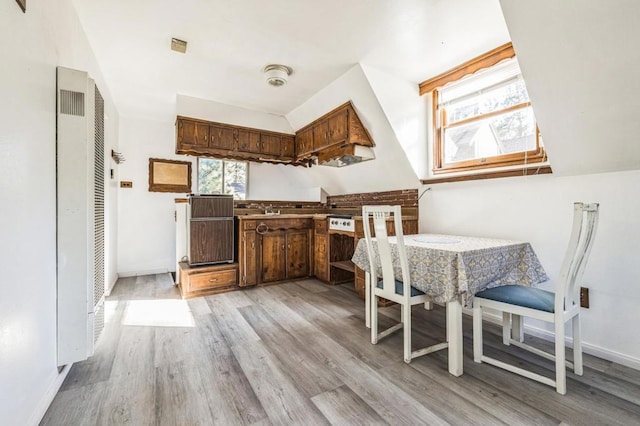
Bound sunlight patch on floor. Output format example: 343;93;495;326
122;299;195;327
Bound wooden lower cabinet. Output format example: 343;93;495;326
178;262;238;298
261;230;309;283
261;232;286;283
240;230;257;286
314;233;329;282
238;217;312;286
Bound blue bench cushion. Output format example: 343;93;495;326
475;285;555;313
377;279;425;297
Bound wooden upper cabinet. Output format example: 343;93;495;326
293;102;374;161
177;119;209;150
313;120;329;151
176;116;298;165
260;133;282;157
281;135;295;160
237;129;262;154
209;125;236;151
295;127;314;157
328;108;349;144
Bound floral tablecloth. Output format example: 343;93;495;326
351;234;549;307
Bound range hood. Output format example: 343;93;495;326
317;144;375;167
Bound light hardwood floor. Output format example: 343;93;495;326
42;274;640;425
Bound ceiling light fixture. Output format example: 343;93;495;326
263;64;292;87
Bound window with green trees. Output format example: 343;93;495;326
198;158;247;199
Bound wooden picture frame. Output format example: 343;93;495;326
148;158;192;193
16;0;26;12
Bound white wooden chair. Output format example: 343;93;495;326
363;205;448;363
473;202;599;394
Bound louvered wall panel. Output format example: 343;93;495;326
93;86;105;343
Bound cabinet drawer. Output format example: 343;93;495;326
188;269;237;292
242;220;257;230
314;219;327;234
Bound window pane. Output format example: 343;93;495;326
224;161;247;200
445;78;530;124
198;158;223;194
444;107;536;164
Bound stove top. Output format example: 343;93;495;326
329;215;355;233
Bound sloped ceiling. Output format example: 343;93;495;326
71;0;509;120
500;0;640;176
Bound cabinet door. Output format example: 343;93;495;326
286;230;309;279
281;135;295;160
328;109;349;144
261;232;286;283
209;125;236;150
261;134;282;156
295;127;313;157
177;119;209;150
313;120;329;151
314;233;329;282
189;219;234;264
240;230;257;286
237;129;262;154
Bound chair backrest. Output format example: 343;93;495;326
362;205;411;301
556;202;599;311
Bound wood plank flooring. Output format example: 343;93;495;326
42;274;640;425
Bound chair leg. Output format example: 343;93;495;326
473;304;483;363
512;314;524;342
365;272;371;329
403;303;411;363
371;295;379;344
400;304;405;324
424;301;433;311
555;319;567;394
502;312;511;345
573;314;583;376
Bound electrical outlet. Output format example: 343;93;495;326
120;181;133;188
580;287;590;308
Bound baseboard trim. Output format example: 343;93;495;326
29;363;72;426
105;274;118;296
117;268;169;278
478;310;640;371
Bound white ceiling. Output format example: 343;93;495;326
71;0;510;120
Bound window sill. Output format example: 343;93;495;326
420;165;552;184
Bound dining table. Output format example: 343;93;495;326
351;233;549;377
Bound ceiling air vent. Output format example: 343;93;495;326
59;90;85;117
171;38;188;54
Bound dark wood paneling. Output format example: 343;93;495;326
189;219;234;264
190;195;234;218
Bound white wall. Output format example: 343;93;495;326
361;65;430;180
499;0;640;176
421;170;640;367
259;64;420;197
0;1;119;424
117;117;184;276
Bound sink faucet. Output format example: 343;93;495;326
265;204;280;215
